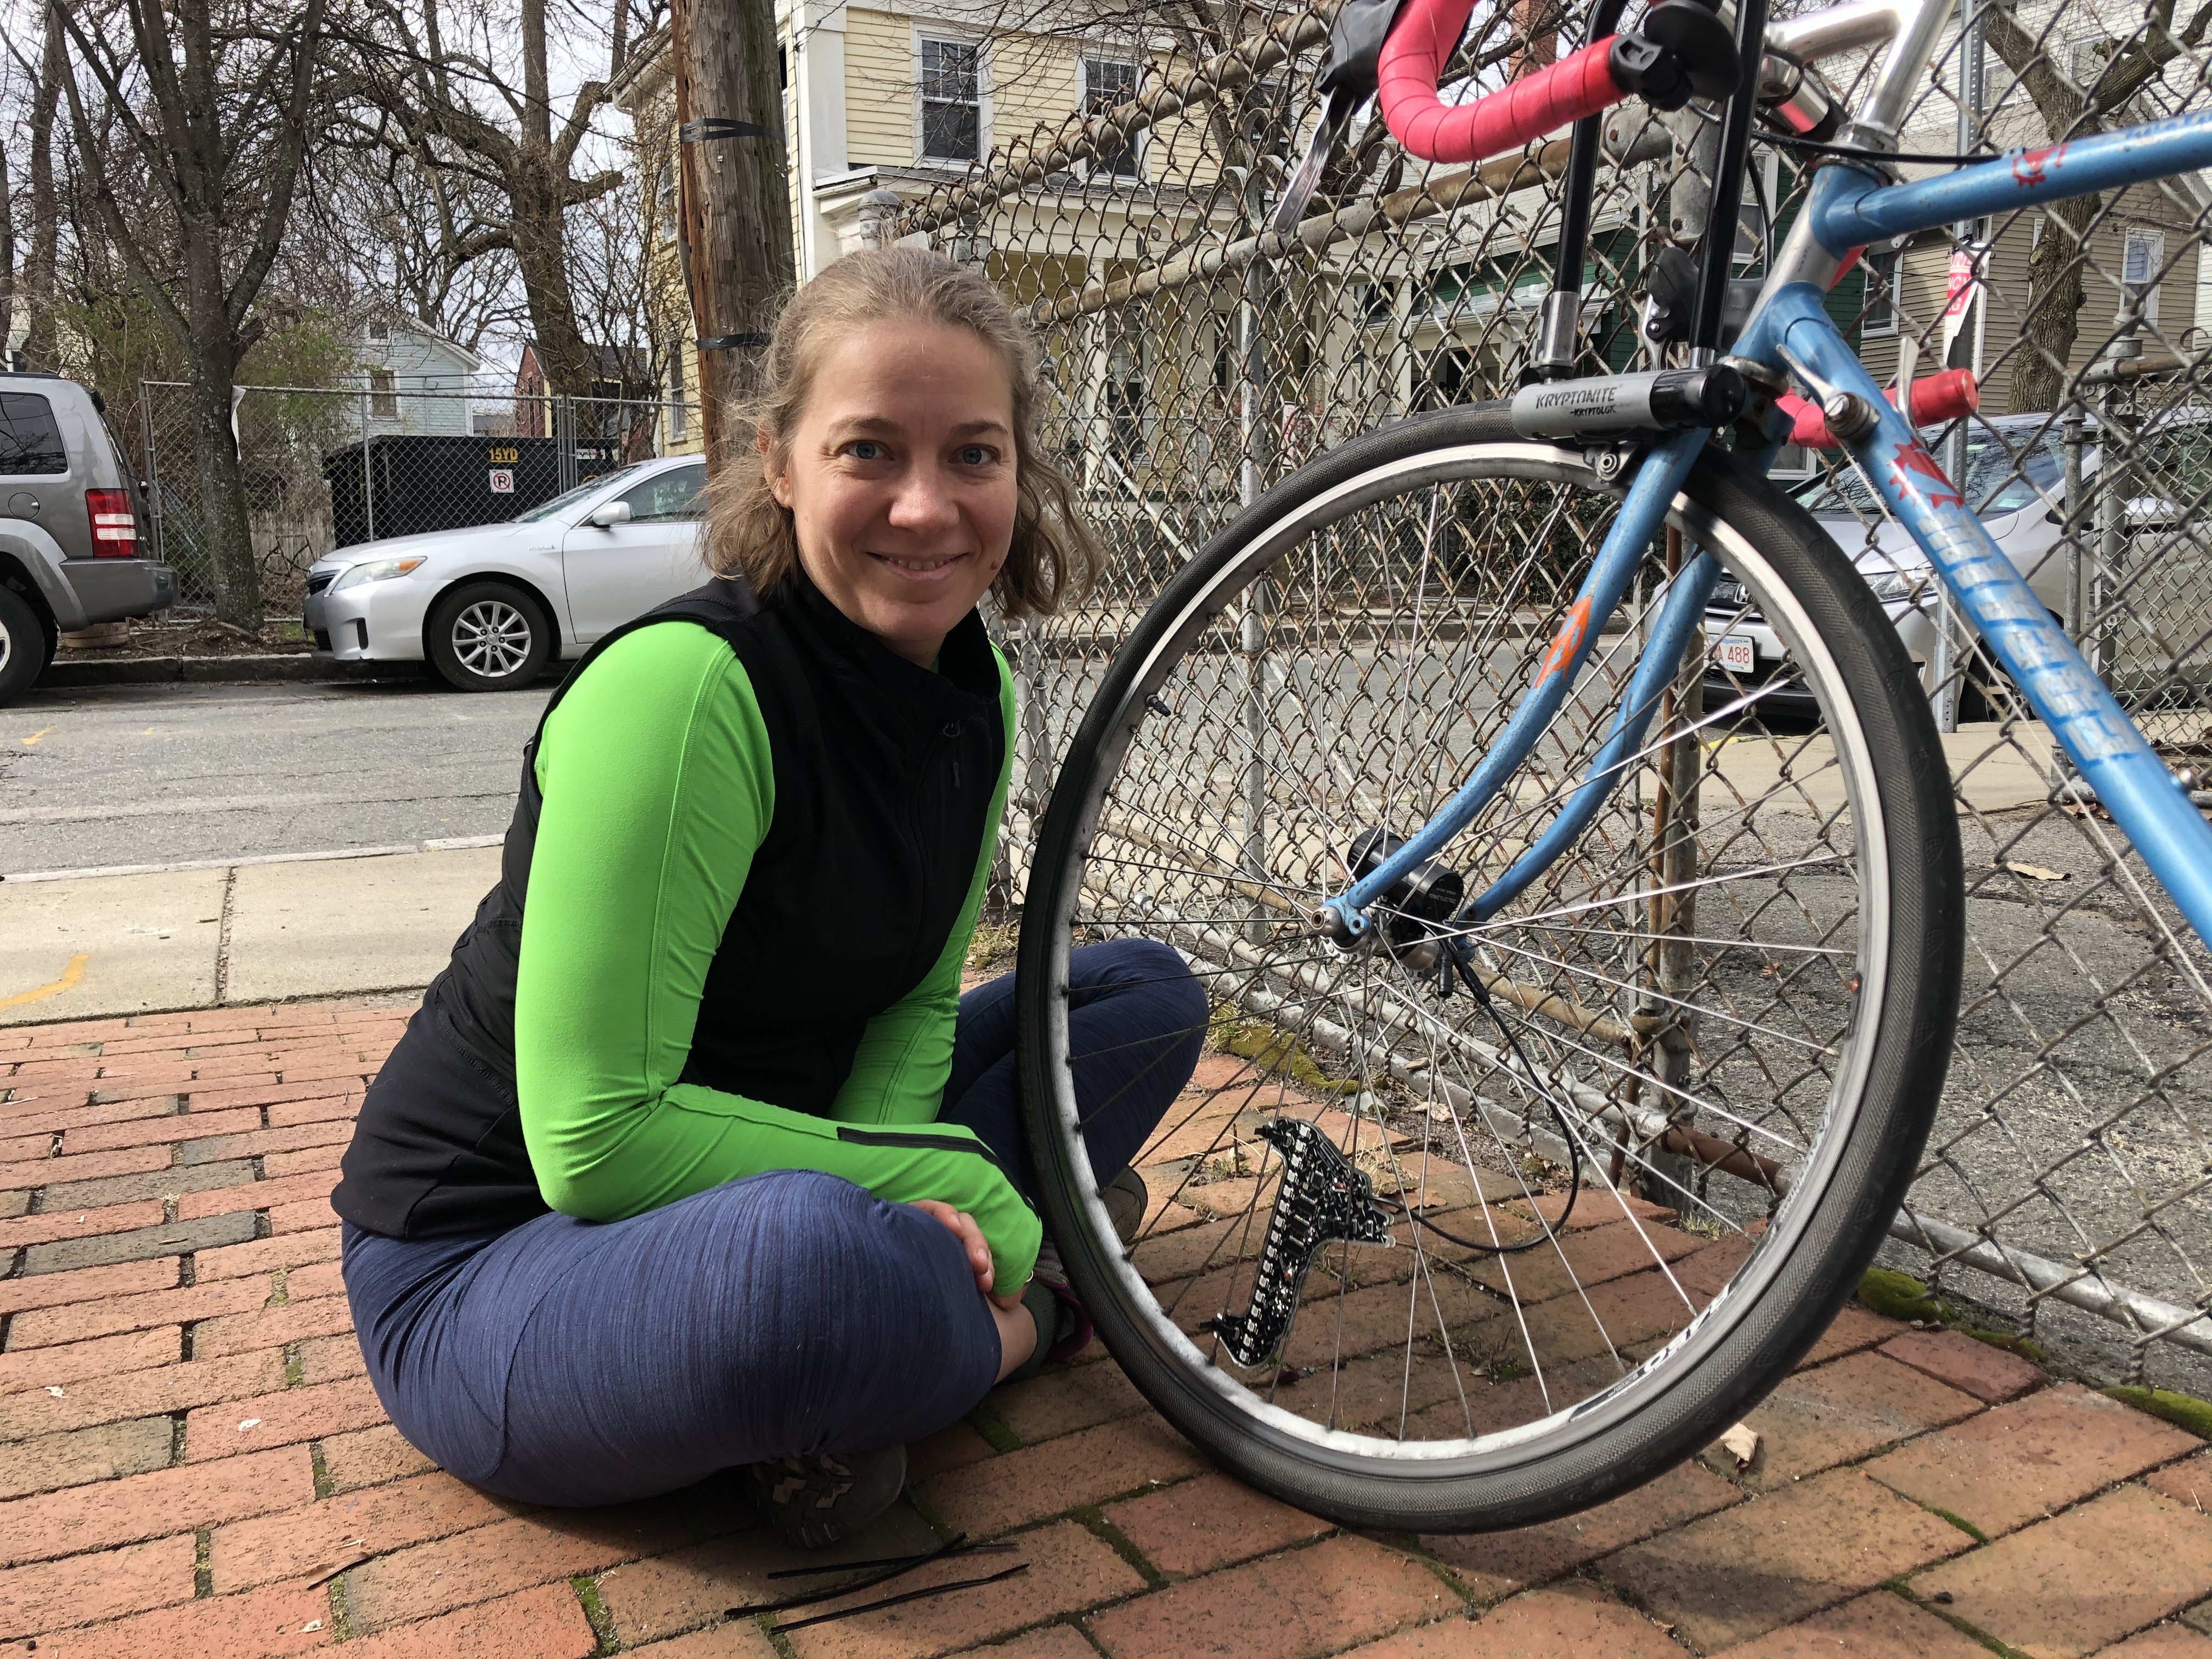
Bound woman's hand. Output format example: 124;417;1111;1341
910;1199;994;1295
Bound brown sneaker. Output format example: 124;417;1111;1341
1104;1168;1148;1246
745;1445;907;1550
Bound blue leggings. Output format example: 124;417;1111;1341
342;940;1205;1507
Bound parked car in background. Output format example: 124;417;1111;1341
1706;413;2078;720
0;371;177;706
302;454;709;691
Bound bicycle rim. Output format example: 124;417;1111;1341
1015;408;1959;1530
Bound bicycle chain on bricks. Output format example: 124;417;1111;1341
916;0;2212;1392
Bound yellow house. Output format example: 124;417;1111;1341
780;1;1188;270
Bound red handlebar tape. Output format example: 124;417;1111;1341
1777;369;1980;448
1378;0;1623;164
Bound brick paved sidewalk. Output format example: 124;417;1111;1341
5;999;2212;1658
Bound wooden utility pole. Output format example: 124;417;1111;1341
670;0;797;478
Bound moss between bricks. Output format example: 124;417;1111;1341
966;923;1018;977
1208;1004;1358;1097
2103;1385;2212;1441
963;1404;1022;1453
1857;1268;2047;1364
571;1575;618;1655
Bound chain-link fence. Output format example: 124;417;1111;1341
874;0;2212;1389
134;381;703;613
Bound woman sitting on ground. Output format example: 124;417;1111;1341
331;247;1206;1548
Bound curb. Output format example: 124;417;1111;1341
36;653;370;688
2;834;506;884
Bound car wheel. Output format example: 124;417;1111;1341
0;584;53;707
425;582;554;692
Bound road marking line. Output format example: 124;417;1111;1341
1;954;89;1009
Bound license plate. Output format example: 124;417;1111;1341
1714;635;1756;675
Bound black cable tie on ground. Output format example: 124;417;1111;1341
680;117;777;143
725;1533;1009;1616
770;1562;1030;1633
763;1539;1015;1580
696;333;772;351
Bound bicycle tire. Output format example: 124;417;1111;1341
1014;400;1962;1531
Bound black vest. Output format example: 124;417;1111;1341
332;571;1009;1239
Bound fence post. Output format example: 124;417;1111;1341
137;383;165;568
2063;404;2086;644
1237;180;1276;945
360;388;376;546
2095;368;2134;682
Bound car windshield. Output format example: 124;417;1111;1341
510;464;647;523
1796;429;2073;518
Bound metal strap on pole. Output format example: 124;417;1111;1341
679;117;777;143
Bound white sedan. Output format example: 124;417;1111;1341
301;455;710;691
1705;415;2078;721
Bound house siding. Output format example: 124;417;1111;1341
1854;182;2199;415
845;8;916;167
355;330;480;438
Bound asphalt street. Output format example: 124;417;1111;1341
1;676;551;875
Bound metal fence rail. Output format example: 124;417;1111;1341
884;0;2212;1388
132;381;703;613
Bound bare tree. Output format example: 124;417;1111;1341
565;102;681;448
1;12;67;371
309;139;526;352
1985;0;2212;409
338;0;668;398
51;0;329;628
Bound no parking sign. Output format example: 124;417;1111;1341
488;467;515;494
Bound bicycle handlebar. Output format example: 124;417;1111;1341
1376;0;1625;165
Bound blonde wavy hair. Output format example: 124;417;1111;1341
704;247;1100;619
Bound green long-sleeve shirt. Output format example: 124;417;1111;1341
510;619;1041;1292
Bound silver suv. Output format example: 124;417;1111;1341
0;372;177;704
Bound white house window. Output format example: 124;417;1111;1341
668;349;687;439
1084;59;1141;179
1863;245;1903;336
2121;227;2165;321
2068;36;2113;93
369;368;398;419
366;318;390;343
921;38;981;163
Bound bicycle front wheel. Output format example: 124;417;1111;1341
1015;402;1962;1531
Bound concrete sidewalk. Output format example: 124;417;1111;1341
0;720;2083;1029
1;997;2209;1657
0;845;501;1026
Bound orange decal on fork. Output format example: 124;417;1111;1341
1534;596;1594;687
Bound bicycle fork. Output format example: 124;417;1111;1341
1316;424;1719;946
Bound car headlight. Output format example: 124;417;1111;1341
1864;569;1932;605
331;556;426;592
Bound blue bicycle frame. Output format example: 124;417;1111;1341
1325;82;2212;952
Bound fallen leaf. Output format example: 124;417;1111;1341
300;1620;323;1634
1718;1422;1759;1466
2001;860;2069;882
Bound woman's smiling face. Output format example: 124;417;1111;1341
768;320;1018;667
